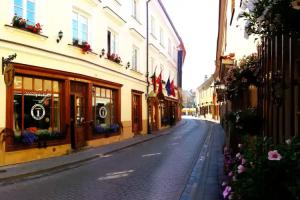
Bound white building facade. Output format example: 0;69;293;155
0;0;185;166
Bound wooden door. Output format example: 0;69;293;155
70;82;87;149
132;93;142;134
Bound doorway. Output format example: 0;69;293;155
132;92;142;135
70;82;88;149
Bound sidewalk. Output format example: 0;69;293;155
0;120;186;185
180;121;225;200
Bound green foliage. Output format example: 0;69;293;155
223;136;300;200
239;0;300;38
226;108;262;135
224;54;260;100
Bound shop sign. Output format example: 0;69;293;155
221;58;234;65
4;63;15;87
31;104;46;120
2;54;17;86
99;106;107;118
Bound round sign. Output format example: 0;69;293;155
31;104;46;120
99;106;107;118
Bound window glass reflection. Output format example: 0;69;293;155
93;86;118;134
13;76;63;144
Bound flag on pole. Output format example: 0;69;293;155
150;66;157;92
165;76;171;96
170;79;175;96
157;71;162;94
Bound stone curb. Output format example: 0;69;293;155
0;120;187;185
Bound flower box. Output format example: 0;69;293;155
72;39;92;54
106;53;122;64
12;15;42;34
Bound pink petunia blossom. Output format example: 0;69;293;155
242;158;247;165
238;143;242;148
223;186;232;199
228;171;233;177
268;150;282;161
238;165;246;173
291;0;300;10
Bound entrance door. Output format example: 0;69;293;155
70;82;87;149
132;93;142;134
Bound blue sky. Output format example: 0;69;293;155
162;0;220;90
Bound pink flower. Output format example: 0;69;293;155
222;181;227;187
268;150;282;161
236;153;241;159
238;165;246;173
238;143;242;148
223;186;232;199
228;171;233;177
242;158;246;165
291;0;300;10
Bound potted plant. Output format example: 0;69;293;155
81;42;91;53
12;15;26;28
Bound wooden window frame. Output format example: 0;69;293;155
90;85;121;139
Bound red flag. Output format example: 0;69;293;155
170;79;175;96
156;72;162;84
157;72;162;94
150;72;156;92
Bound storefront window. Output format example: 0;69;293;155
13;76;63;144
93;86;119;135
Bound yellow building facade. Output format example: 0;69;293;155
195;76;219;120
0;0;184;166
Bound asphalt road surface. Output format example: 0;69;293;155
0;119;215;200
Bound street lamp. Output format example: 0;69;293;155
146;0;153;134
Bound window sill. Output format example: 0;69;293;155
105;58;123;66
68;44;98;55
131;16;142;25
6;138;68;152
91;131;121;139
130;69;143;76
113;0;121;6
150;33;157;40
4;24;48;38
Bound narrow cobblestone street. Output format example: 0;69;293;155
0;118;224;200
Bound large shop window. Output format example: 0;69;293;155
92;86;119;135
13;76;63;145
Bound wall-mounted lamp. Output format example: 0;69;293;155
99;48;105;58
56;30;63;43
126;62;130;69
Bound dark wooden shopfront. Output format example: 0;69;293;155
5;63;122;151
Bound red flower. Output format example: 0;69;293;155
82;42;91;53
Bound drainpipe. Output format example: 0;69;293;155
146;0;151;134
